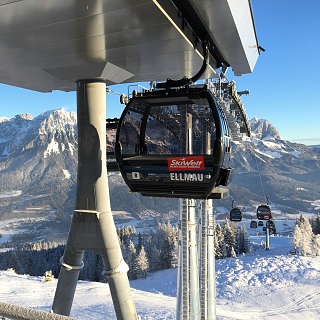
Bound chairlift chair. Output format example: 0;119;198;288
115;85;232;199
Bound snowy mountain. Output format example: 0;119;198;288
228;124;320;214
0;110;77;159
0;110;78;239
0;110;319;245
0;109;78;194
1;235;320;319
249;117;280;140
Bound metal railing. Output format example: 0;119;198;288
0;302;77;320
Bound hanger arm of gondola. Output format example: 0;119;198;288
156;40;209;91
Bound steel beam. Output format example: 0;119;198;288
52;79;137;320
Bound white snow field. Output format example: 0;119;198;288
0;236;319;320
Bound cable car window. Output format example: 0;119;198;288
145;103;216;155
118;105;145;155
106;118;120;171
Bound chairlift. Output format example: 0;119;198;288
257;204;272;220
250;220;258;229
115;85;232;199
258;221;264;227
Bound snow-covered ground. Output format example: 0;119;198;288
0;236;319;319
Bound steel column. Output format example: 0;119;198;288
52;79;137;320
266;225;270;251
176;111;200;319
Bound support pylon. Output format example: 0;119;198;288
52;79;137;320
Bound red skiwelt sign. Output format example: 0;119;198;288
167;156;205;171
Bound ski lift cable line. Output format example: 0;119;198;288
106;87;122;95
253;145;266;199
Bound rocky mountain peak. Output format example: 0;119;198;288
0;109;77;158
0;117;9;123
37;109;77;135
249;117;280;140
16;113;33;121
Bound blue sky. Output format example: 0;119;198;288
0;0;319;145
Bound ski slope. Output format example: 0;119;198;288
0;236;319;319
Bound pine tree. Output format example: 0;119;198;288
145;234;160;272
214;223;224;259
8;251;24;274
300;217;313;256
222;219;237;257
136;246;149;278
93;253;104;282
155;221;178;270
127;240;138;279
310;215;320;235
159;238;174;270
24;251;34;275
137;232;143;253
312;234;320;256
238;225;249;254
230;246;237;258
294;215;313;256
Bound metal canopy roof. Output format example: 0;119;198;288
0;0;259;92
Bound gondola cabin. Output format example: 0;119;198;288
230;208;242;222
115;85;232;199
258;221;264;227
266;220;275;229
257;205;272;220
250;220;258;229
